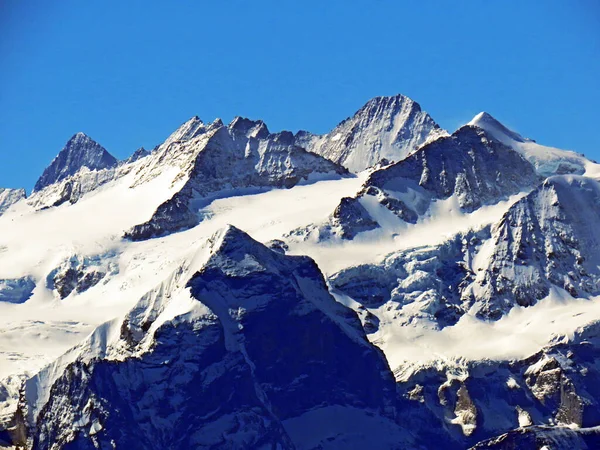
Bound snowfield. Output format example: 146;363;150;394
2;167;599;388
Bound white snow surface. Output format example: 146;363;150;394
378;288;600;380
468;112;598;177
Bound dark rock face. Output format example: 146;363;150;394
34;133;118;192
366;125;540;212
35;322;295;450
332;197;380;240
123;193;198;241
470;425;600;449
125;123;348;241
30;226;398;449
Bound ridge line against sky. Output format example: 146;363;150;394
1;0;599;191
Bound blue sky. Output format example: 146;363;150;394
1;0;599;191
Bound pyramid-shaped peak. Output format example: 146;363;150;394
304;93;445;172
467;111;526;143
162;116;206;146
33;132;117;192
210;225;266;258
203;225;291;278
66;132;99;146
358;94;420;114
468;111;501;127
125;147;151;164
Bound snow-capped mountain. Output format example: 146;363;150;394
290;124;541;241
124;116;347;240
22;226;402;449
468;112;591;177
1;95;600;449
295;94;447;173
33;133;118;192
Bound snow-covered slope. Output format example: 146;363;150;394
0;188;25;215
0;169;365;444
331;175;600;330
33;133;118;192
468;112;593;177
296;94;447;172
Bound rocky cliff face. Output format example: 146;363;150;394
365;125;540;213
124;147;150;164
33;133;118;192
296;94;447;173
467;175;600;319
25;226;401;449
394;321;600;448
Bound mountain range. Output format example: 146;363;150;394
1;94;599;449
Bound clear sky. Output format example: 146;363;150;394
1;0;599;191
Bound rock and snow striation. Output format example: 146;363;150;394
33;133;118;192
124;116;348;241
295;94;447;173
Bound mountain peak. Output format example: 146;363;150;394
228;117;270;138
467;111;526;143
365;93;417;108
125;147;150;164
300;93;446;172
33;133;118;192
